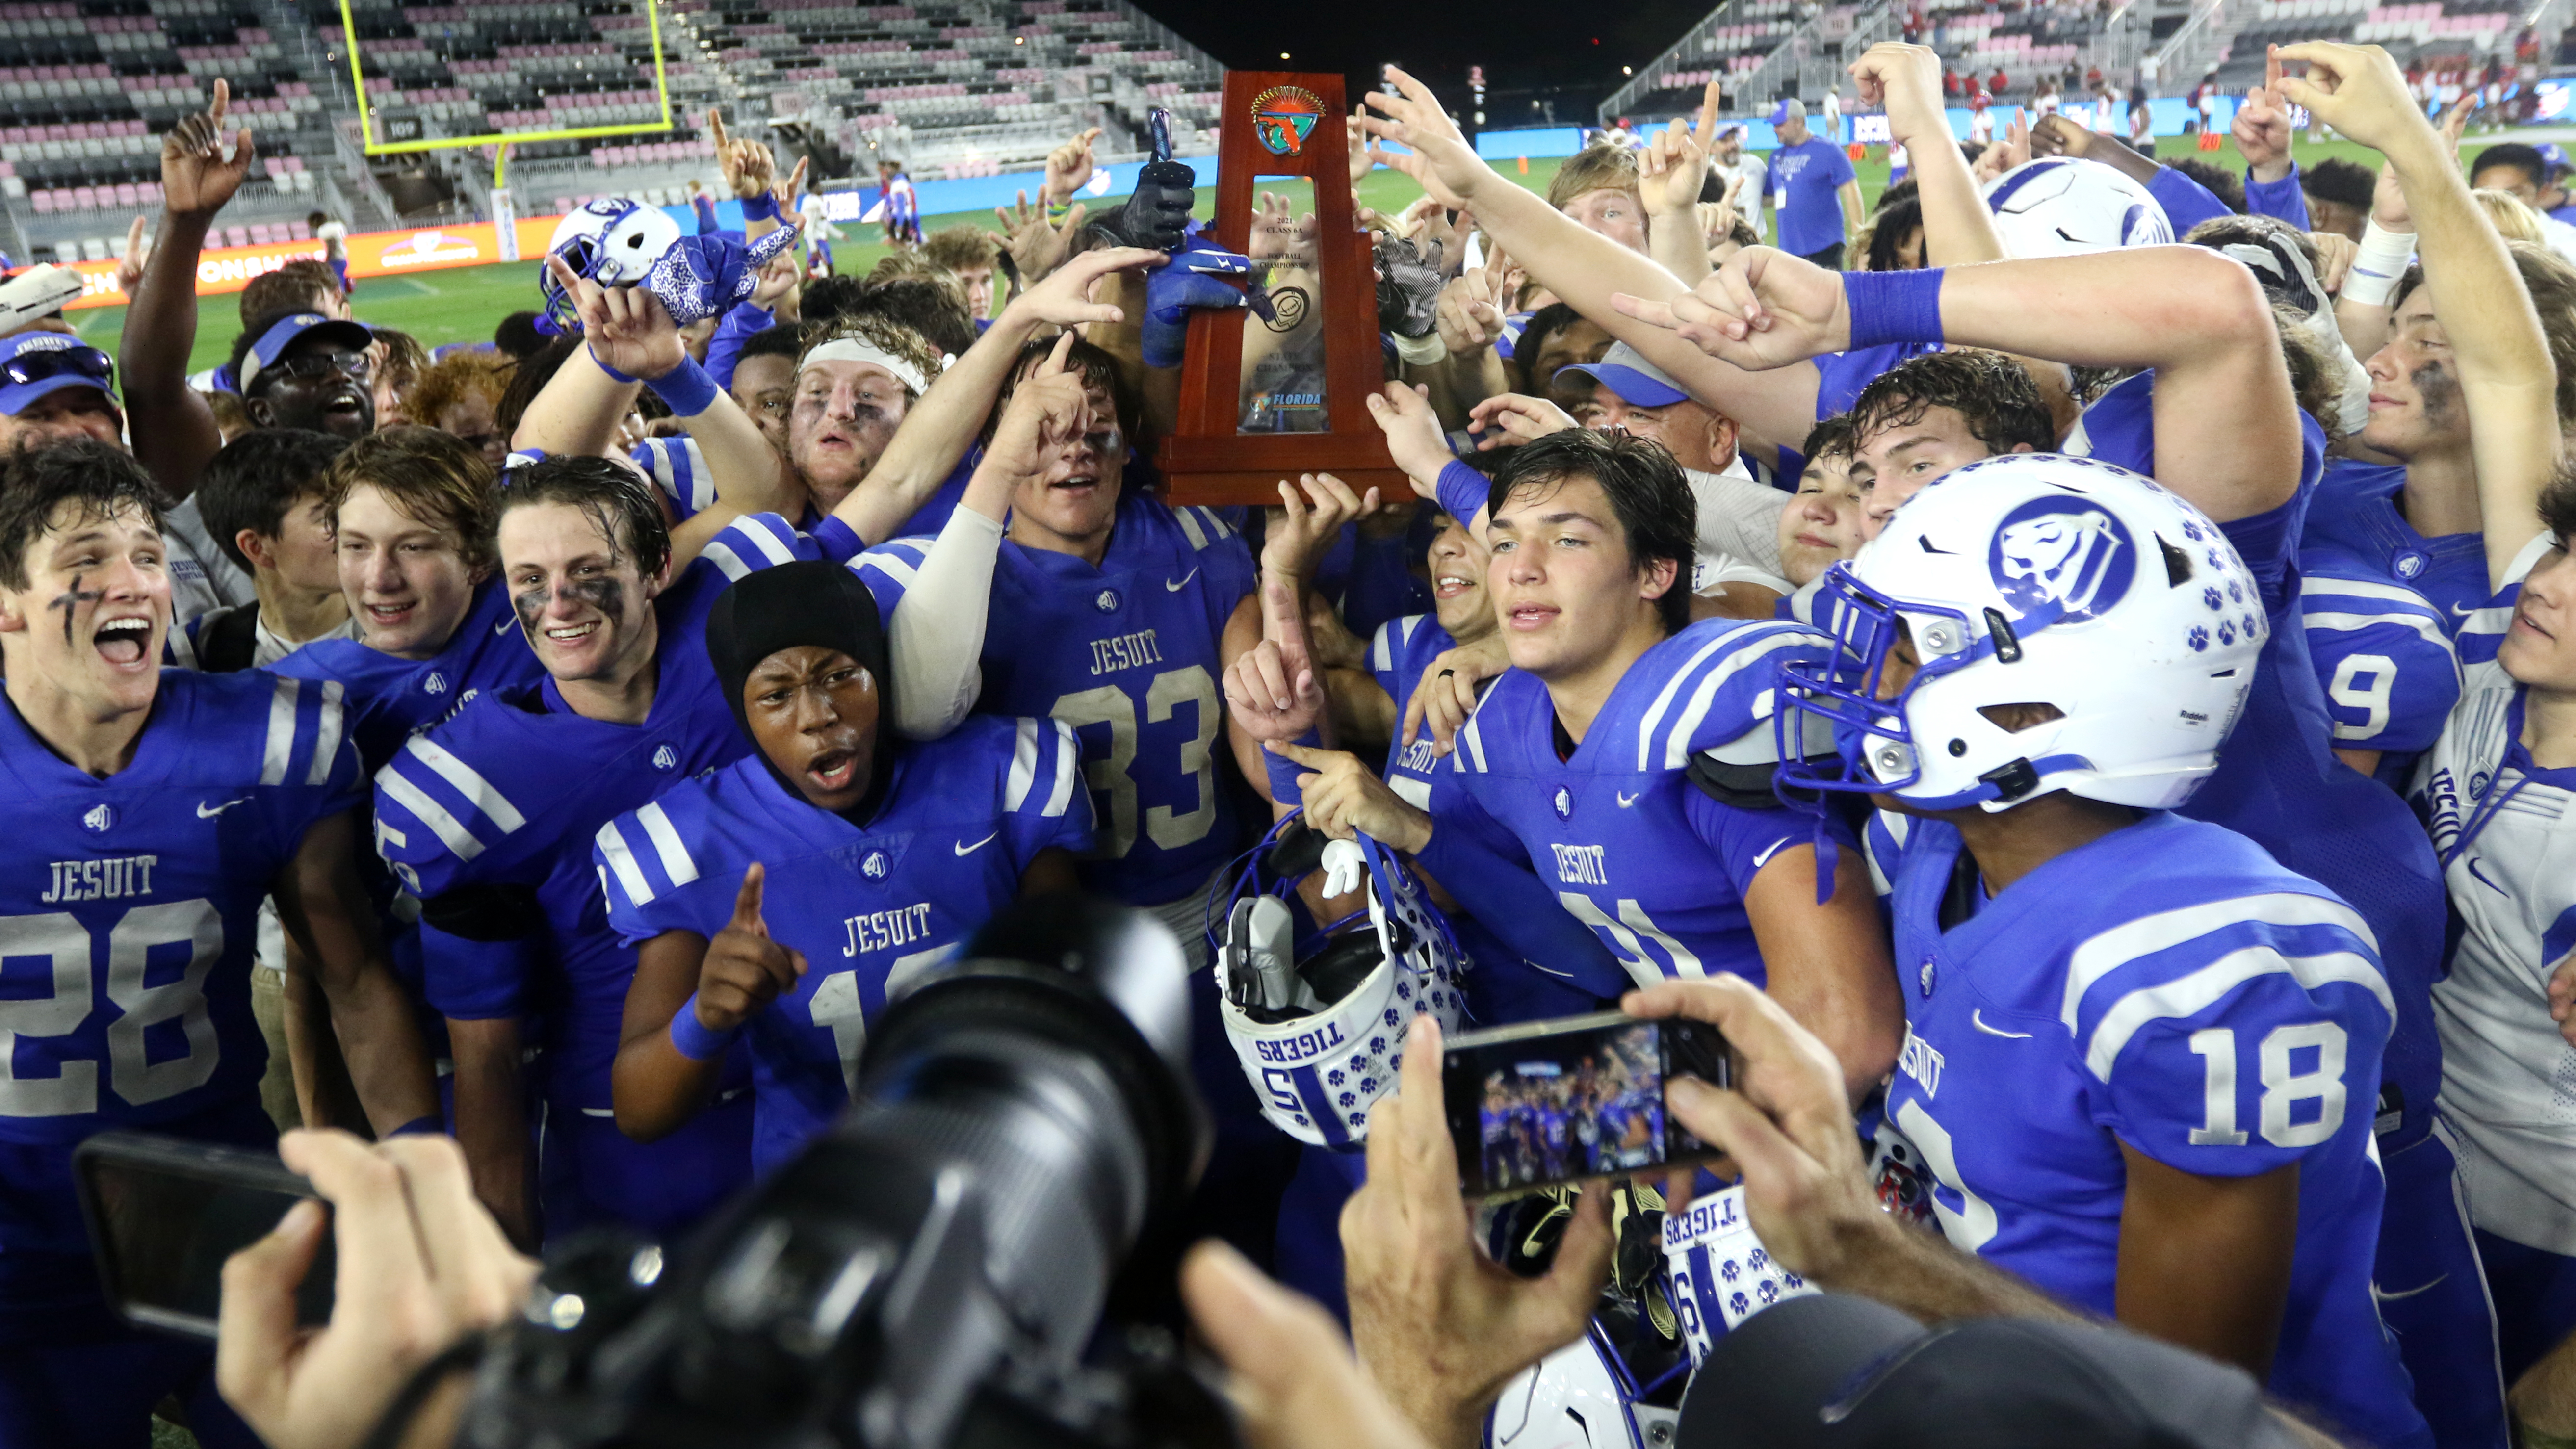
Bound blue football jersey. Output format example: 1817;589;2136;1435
1869;809;2428;1449
2298;546;2462;786
1367;614;1627;1016
1443;619;1829;990
371;514;815;1108
2302;456;2491;627
272;576;546;774
596;715;1095;1171
849;493;1253;906
0;672;358;1244
2065;372;2451;1152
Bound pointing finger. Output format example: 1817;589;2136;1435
730;861;767;933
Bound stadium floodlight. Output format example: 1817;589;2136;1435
339;0;677;155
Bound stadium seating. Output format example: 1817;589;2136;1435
1621;0;1801;117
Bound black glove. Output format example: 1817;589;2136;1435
1375;232;1444;339
1093;160;1197;253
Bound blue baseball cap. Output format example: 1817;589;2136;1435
1558;341;1691;407
0;330;118;417
2542;142;2572;176
241;311;373;393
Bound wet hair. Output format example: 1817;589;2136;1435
372;327;428;402
493;310;549;360
1511;301;1603;396
1849;349;2056;457
317;426;500;574
1863;191;1926;273
799;314;949;404
495;452;672;582
1489;427;1696;635
2391;240;2576;426
2168;157;2245;214
239;259;341;327
850;266;975;358
2472;142;2549;192
0;439;166;590
2303;157;2376;212
197;429;351;572
2542;456;2576;540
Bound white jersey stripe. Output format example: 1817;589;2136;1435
2302;608;2457;655
306;681;346;787
1658;630;1810;769
1043;721;1079;816
2059;891;2380;1033
594;819;655;905
2300;576;2446;609
737;517;797;566
1174;508;1210;550
1634;634;1740;772
703;540;754;581
378;769;486;861
403;737;529;834
634;802;700;889
863;551;920;590
1004;717;1040;811
2083;946;2395;1080
259;677;299;785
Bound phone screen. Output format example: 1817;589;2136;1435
77;1136;332;1339
1442;1012;1730;1198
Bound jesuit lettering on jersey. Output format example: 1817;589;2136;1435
43;854;160;904
1087;628;1167;677
1254;1018;1349;1065
1551;842;1609;886
1897;1027;1945;1099
842;901;934;958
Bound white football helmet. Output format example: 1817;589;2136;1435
1213;819;1469;1149
1487;1328;1678;1449
542;197;684;327
1775;452;2265;813
1981;156;2173;256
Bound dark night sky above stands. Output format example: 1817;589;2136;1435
1130;0;1676;114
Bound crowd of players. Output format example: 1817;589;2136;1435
1477;1028;1666;1189
2;28;2576;1449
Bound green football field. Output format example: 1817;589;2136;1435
71;136;2400;377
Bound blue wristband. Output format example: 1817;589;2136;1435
667;992;740;1061
739;192;780;223
387;1115;444;1138
646;355;720;417
1841;267;1946;350
1263;727;1322;805
1434;460;1490;525
588;345;639;385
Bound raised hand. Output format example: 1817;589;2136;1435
1610;245;1849;370
1362;65;1494;210
163;78;253;219
1638;82;1721;219
2308;228;2357;293
1434;262;1508;360
709;107;774;201
1267;740;1430;849
1347;104;1375;190
1849;42;1947;148
984;331;1095;482
996;190;1087;289
771;154;809;219
1363;381;1455;495
2274;43;2442;164
1043;126;1103;208
1400;633;1508;755
547;254;683;381
695;864;807;1033
114;215;150;298
2028;111;2094;159
2232;47;2295;183
750;247;801;310
1973;109;2030;183
1464;392;1578;449
1262;471;1379;582
1006;242;1160;331
1224;577;1328;747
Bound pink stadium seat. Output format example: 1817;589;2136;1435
70;186;95;210
249;223;273;244
289;219;310;239
113;182;136;207
29;190;51;213
553;195;572;214
223;225;249;247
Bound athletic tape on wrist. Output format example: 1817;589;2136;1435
647;355;720;417
1390;326;1448;366
668;991;741;1061
1263;728;1323;805
2343;220;2416;308
740;192;780;223
1842;267;1946;350
1434;459;1490;524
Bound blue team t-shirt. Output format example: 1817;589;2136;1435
1765;138;1857;258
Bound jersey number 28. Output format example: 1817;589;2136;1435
0;903;222;1116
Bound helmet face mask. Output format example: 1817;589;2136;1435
1775;453;2264;816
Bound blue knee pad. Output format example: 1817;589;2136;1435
2375;1130;2508;1449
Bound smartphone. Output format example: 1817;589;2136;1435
74;1131;333;1339
1443;1011;1733;1199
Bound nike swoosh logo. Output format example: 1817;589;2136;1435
196;798;250;818
2449;601;2478;618
2467;856;2506;894
1616;791;1639;807
2371;1275;2446;1304
1751;840;1786;868
1973;1009;2033;1039
954;830;999;856
1165;567;1199;592
495;617;516;635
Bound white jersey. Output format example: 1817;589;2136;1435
2409;532;2576;1254
316;219;347;262
797;192;844;241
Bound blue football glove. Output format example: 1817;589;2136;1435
1142;227;1277;369
640;225;802;327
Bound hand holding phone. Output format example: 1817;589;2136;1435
76;1131;333;1340
1441;1011;1735;1199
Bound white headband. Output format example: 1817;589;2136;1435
799;338;943;396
